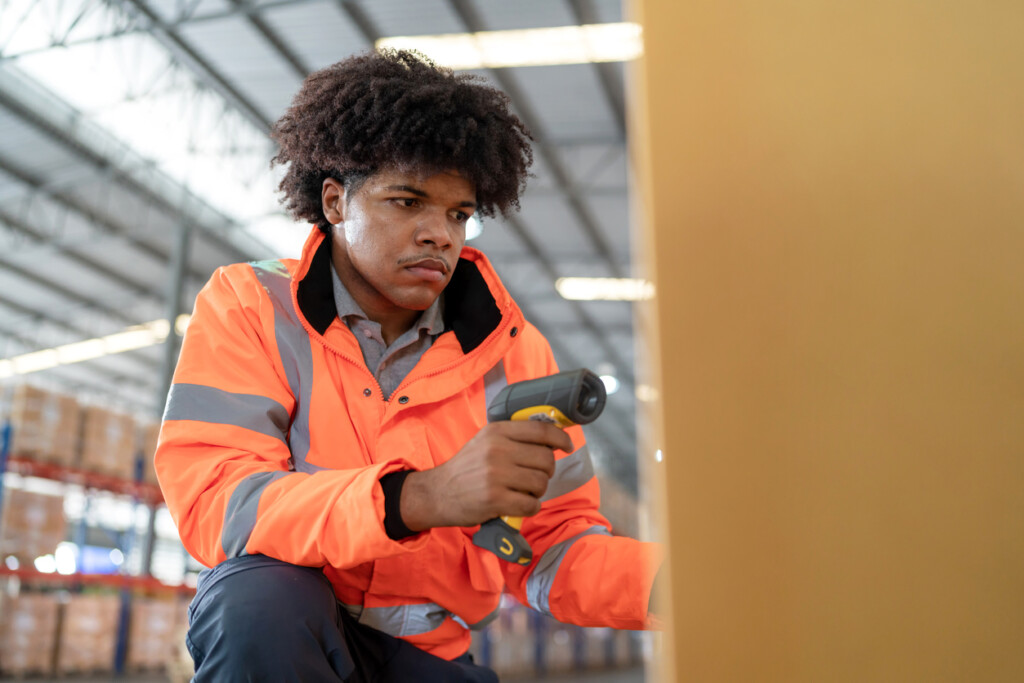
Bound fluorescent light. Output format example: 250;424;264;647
0;318;181;379
12;349;59;374
556;277;654;301
55;338;107;364
377;22;643;70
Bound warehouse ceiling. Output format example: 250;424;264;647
0;0;645;496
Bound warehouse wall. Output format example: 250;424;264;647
630;1;1024;681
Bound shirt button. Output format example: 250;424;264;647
398;396;410;404
363;388;372;397
510;326;519;337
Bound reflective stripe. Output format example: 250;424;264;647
343;601;452;637
163;383;289;443
482;359;507;415
526;525;611;616
343;600;498;635
541;444;595;502
451;604;501;631
250;261;324;474
222;471;289;558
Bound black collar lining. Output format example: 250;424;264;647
295;233;502;354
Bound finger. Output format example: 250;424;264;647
499;490;544;518
507;465;550;499
507;444;557;478
500;420;575;452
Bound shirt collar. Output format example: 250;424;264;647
330;261;445;337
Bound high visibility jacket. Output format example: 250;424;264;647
156;227;661;659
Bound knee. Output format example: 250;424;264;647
189;555;338;660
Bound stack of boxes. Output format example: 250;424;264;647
55;593;121;674
7;384;81;466
79;405;138;480
0;592;61;677
126;597;188;671
0;488;66;563
0;383;186;678
3;384;142;482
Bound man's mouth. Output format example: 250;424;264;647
404;258;448;283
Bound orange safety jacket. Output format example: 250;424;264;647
156;227;661;660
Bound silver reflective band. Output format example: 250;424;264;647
163;383;290;443
526;525;611;616
541;445;595;502
221;471;289;558
343;601;452;637
483;359;507;413
250;261;324;474
451;603;500;631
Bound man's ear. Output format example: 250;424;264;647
322;177;346;225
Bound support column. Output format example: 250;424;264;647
143;219;193;577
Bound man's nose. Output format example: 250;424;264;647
415;210;452;248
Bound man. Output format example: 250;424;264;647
156;49;661;682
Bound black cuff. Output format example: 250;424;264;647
380;470;418;540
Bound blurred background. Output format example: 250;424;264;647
0;0;653;680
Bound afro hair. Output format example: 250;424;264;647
271;49;533;229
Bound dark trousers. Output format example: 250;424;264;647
186;555;499;682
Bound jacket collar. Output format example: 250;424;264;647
293;228;507;355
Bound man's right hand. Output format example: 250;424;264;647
398;421;573;531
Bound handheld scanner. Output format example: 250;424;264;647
486;368;606;427
473;369;607;564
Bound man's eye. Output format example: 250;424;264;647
395;198;418;207
453;211;470;223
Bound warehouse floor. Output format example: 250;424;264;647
2;666;645;682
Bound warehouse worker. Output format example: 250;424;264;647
156;49;661;682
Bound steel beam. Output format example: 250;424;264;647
447;0;627;278
224;0;310;79
566;0;627;136
0;70;257;266
117;0;274;132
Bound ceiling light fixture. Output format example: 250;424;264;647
377;22;643;70
0;314;192;379
555;277;654;301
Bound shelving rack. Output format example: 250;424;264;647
0;417;192;677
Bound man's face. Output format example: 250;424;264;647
324;167;476;329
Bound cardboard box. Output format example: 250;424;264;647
0;488;66;562
56;593;120;674
0;592;60;676
126;597;184;670
7;384;82;466
79;406;137;479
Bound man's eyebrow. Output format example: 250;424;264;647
385;184;428;197
384;184;477;208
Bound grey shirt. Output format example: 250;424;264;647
330;263;445;400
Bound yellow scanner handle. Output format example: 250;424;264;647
499;405;575;532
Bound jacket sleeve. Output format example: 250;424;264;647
155;265;425;569
499;324;663;630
